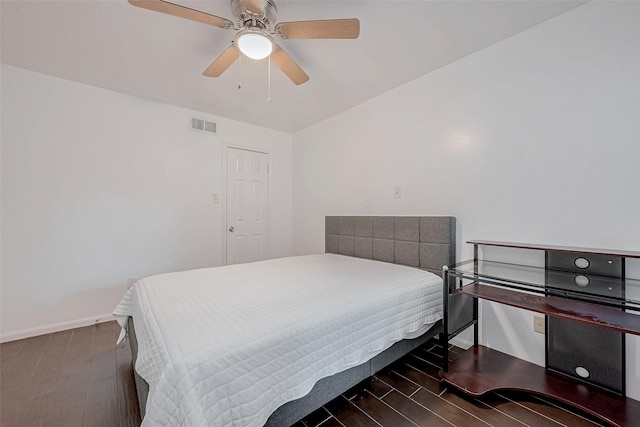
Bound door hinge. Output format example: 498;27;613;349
267;164;270;173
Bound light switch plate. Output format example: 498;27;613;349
393;186;401;199
534;315;545;334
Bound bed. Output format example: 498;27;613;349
114;215;457;426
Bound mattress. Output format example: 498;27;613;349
113;253;443;427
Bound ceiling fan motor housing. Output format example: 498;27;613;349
231;0;278;32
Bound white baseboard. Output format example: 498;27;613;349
0;313;116;343
450;335;474;350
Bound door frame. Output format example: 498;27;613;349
221;143;272;266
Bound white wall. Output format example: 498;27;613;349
292;2;640;399
1;64;293;341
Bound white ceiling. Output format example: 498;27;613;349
1;0;586;132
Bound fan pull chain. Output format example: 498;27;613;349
267;55;272;103
238;51;242;90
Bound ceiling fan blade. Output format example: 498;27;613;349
203;44;240;77
270;44;309;85
240;0;264;16
275;18;360;39
129;0;233;29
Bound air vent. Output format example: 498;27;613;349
190;117;218;135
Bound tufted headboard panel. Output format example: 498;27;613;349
325;216;456;275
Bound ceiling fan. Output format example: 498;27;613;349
129;0;360;85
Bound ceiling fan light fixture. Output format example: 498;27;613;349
238;32;273;60
128;0;359;84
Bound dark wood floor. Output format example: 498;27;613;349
0;321;604;427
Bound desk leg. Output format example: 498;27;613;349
442;267;450;372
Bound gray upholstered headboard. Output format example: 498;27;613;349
325;216;456;275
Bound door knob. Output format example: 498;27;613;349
228;226;235;232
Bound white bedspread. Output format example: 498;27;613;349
113;254;443;427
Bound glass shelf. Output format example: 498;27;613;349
448;259;640;312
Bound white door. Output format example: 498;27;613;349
226;147;270;265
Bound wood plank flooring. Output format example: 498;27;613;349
0;321;605;426
1;322;138;427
